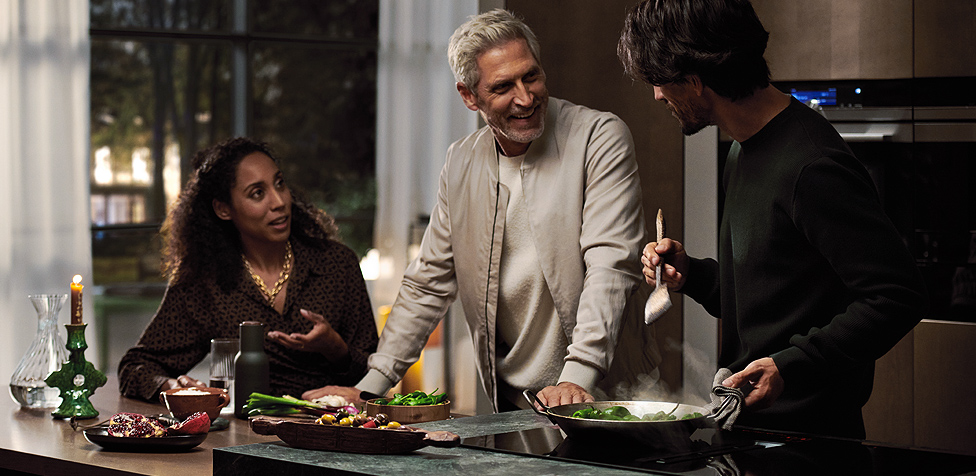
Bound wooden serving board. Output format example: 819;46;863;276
249;416;460;454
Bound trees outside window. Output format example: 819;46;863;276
89;0;377;372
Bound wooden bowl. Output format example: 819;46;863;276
159;387;230;422
365;398;451;424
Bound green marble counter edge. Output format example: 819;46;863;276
214;409;647;475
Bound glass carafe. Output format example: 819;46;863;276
9;294;69;408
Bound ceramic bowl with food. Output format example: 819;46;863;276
365;398;451;424
159;387;230;422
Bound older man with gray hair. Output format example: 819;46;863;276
307;9;661;412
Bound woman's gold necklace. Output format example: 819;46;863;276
242;241;293;307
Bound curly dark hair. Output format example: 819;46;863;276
617;0;771;101
161;137;339;293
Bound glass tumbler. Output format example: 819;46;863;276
210;337;239;414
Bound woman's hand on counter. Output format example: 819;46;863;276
268;309;350;365
302;385;364;404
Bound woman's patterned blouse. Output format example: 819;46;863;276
118;238;378;401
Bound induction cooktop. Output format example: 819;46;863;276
461;425;976;476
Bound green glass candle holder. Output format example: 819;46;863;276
45;323;106;419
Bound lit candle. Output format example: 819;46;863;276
70;275;83;325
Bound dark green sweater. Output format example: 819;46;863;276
683;98;928;438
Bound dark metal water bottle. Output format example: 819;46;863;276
234;321;269;419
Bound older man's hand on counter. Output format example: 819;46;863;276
302;385;364;404
534;381;594;409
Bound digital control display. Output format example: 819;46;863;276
789;88;837;106
775;79;911;108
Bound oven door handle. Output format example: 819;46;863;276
839;132;891;142
834;122;913;143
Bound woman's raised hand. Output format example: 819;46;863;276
267;309;350;364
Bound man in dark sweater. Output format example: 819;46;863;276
617;0;928;438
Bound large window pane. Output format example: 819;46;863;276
251;42;376;256
91;39;233;230
91;37;232;286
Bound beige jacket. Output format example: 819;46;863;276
360;98;661;410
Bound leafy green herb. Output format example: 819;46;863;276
374;389;448;406
570;405;700;422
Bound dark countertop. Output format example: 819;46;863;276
1;375;278;476
214;409;976;476
215;410;641;475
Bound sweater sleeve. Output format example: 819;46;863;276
117;285;211;401
681;256;722;318
771;156;928;382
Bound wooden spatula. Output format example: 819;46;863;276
644;209;672;324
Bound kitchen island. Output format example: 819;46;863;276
7;378;976;476
215;409;976;476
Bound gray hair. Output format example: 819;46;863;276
448;9;542;93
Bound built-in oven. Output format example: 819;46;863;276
909;78;976;323
718;78;976;322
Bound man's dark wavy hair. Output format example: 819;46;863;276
161;137;338;293
618;0;771;101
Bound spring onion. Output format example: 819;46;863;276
242;392;359;417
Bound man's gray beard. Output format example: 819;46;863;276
501;121;545;144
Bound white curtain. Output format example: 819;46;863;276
0;1;93;383
371;0;479;310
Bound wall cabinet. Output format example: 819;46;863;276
755;0;976;80
752;0;913;80
915;0;976;77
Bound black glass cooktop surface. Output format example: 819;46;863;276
461;425;976;476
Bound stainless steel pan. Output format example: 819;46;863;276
523;390;724;446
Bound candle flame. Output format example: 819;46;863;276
73;274;82;284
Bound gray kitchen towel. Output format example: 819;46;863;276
705;368;745;430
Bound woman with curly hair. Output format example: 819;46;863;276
118;137;377;405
